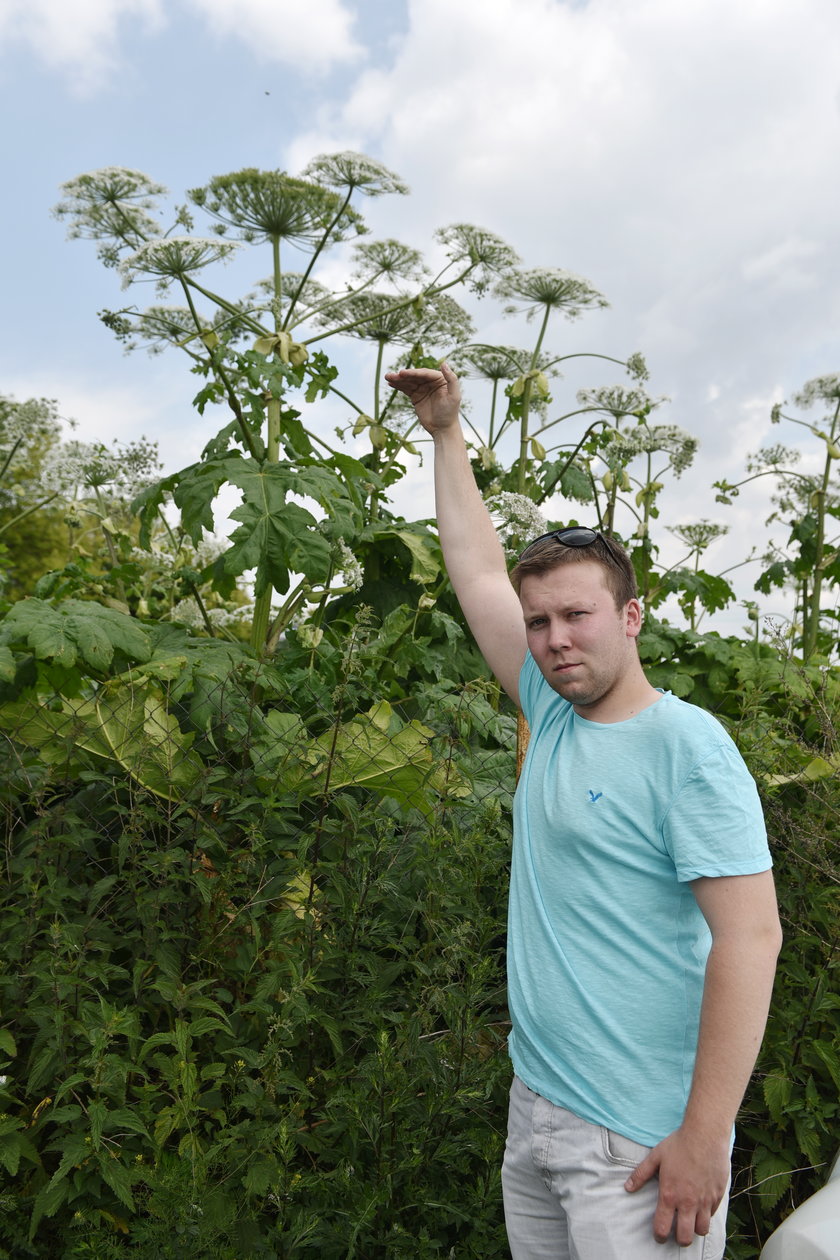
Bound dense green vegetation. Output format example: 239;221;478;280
0;156;837;1257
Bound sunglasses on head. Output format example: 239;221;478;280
517;527;605;562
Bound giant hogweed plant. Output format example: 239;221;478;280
714;373;840;661
52;156;733;656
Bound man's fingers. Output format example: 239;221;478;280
385;369;445;397
624;1152;657;1192
651;1192;675;1244
675;1204;705;1247
693;1207;712;1238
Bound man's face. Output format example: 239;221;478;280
518;560;642;716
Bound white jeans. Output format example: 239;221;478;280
502;1077;728;1260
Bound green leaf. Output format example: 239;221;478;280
29;1176;70;1240
0;1028;17;1058
89;1098;107;1148
90;682;203;799
666;671;696;698
750;1151;792;1211
244;1156;279;1196
810;1039;840;1091
763;754;840;787
291;702;468;814
1;598;150;672
763;1073;792;1123
0;1129;24;1176
101;1108;151;1138
97;1152;136;1211
2;682;204;799
174;457;237;542
222;460;333;596
385;528;441;585
0;644;16;682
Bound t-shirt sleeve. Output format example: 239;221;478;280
662;743;772;881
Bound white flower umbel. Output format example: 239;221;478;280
667;521;730;553
488;492;547;556
41;437;160;498
54;168;167;266
169;598;253;630
577;385;665;420
119;237;241;291
603;424;698;477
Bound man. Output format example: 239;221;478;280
385;363;782;1259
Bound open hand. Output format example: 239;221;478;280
384;362;461;436
624;1127;730;1247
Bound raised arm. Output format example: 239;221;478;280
385;364;526;704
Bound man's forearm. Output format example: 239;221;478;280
384;366;527;700
431;422;508;589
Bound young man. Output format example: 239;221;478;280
385;363;782;1259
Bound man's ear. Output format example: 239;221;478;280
624;599;643;639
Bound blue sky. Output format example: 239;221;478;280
3;0;840;633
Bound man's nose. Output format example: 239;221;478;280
547;620;571;650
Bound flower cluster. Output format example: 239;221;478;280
792;373;840;409
667;521;730;553
602;424;697;477
301;151;410;198
577;385;663;420
746;444;800;473
168;597;253;631
488;492;547;554
119;236;241;291
54;168;167;265
495;268;608;320
41;437;161;498
335;539;364;592
624;352;650;383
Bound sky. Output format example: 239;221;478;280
2;0;840;637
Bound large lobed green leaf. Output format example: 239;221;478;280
286;700;468;814
0;598;150;672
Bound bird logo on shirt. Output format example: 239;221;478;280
588;790;603;803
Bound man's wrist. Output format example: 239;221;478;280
677;1111;734;1148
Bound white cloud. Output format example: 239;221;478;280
741;238;823;293
0;0;164;94
0;0;362;92
305;0;840;346
186;0;364;72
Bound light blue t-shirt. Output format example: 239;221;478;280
508;651;772;1147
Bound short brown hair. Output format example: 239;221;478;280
510;531;638;609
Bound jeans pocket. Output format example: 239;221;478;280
601;1127;651;1168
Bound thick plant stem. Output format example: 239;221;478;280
802;399;840;660
250;240;286;652
516;303;552;493
367;340;387;522
516;376;535;494
250;590;272;655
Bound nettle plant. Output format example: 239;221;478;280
52;155;738;651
